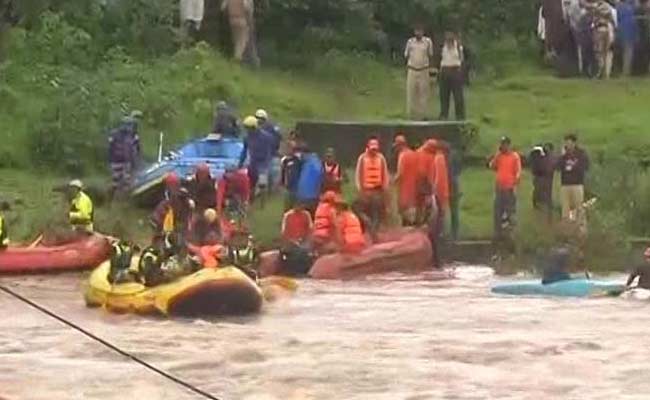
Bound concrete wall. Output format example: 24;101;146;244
294;120;470;167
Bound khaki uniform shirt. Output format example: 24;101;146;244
404;37;434;70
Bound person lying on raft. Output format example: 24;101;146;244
188;208;225;269
280;202;315;275
626;247;650;290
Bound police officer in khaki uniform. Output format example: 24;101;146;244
222;0;259;66
588;0;616;79
404;24;434;120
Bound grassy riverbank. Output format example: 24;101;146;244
3;47;650;270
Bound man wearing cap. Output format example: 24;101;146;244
67;180;94;233
255;109;282;192
355;137;390;234
393;134;420;226
108;112;142;199
488;137;521;241
239;115;273;201
404;24;435;120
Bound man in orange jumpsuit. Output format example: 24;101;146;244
355;137;390;235
417;139;451;268
393;134;421;226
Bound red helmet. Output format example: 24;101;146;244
164;172;180;189
195;163;210;180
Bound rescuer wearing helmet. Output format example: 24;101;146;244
239;115;273;202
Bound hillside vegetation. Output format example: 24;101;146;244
2;1;650;271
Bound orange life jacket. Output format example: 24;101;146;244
313;202;336;240
359;153;387;190
339;211;366;252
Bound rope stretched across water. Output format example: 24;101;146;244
0;284;220;400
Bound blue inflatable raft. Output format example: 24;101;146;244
491;278;625;298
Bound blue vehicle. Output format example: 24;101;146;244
131;134;245;205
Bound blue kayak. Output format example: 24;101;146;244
491;279;625;298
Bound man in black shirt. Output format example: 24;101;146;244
556;133;589;227
280;141;304;211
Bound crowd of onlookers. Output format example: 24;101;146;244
538;0;650;78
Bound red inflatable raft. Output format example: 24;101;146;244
0;235;111;274
259;229;435;280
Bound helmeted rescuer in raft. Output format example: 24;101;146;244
67;179;94;233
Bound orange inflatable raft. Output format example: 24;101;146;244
259;229;435;280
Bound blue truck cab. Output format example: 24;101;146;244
131;134;244;206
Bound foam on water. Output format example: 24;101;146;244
1;267;648;400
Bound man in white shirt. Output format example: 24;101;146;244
180;0;204;43
404;24;434;120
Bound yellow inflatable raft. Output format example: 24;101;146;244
85;260;263;316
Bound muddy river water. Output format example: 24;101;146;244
1;267;649;400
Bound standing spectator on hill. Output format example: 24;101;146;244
221;0;259;66
488;137;522;242
108;112;142;200
636;0;650;74
180;0;204;44
589;0;617;79
436;31;466;121
557;133;590;228
404;23;434;120
616;0;638;76
529;143;556;221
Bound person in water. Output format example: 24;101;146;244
541;246;572;285
626;247;650;290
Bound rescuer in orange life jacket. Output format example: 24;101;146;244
312;190;339;255
354;137;390;236
334;197;367;255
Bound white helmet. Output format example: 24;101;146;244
254;109;268;120
68;179;84;189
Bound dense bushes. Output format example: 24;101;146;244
2;0;539;65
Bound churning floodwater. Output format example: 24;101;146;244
1;267;648;400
